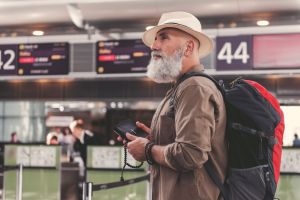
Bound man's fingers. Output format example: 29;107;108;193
116;135;127;145
136;121;151;134
117;136;123;141
126;132;137;141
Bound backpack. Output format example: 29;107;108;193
169;71;285;200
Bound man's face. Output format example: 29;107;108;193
146;28;185;83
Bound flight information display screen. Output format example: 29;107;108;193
18;42;69;75
96;39;151;74
253;33;300;69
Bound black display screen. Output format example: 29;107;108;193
0;44;18;75
18;42;69;75
96;39;151;74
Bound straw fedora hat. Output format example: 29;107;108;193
142;11;213;58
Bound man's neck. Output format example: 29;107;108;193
181;62;201;74
181;55;200;72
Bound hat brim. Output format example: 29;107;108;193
142;23;213;58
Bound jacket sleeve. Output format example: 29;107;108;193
164;81;219;172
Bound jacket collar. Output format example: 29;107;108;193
176;64;205;84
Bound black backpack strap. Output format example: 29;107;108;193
204;159;230;200
167;71;225;119
179;71;226;97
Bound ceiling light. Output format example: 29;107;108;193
32;30;44;36
59;105;65;112
110;102;116;109
117;102;123;108
256;20;269;26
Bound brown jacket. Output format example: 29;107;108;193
150;66;228;200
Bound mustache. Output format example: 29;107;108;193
151;50;164;58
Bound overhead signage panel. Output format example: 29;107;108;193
18;42;69;75
0;44;18;75
253;33;300;69
96;39;151;74
216;35;253;71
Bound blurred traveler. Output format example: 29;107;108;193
91;117;109;145
62;127;75;145
293;133;300;147
49;135;59;145
54;127;64;143
46;127;63;145
119;11;227;200
69;119;96;165
10;132;21;143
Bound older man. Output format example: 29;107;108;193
123;11;228;200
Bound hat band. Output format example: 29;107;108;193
159;22;200;33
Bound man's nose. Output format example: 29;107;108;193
151;40;159;51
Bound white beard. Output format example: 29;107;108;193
146;48;183;83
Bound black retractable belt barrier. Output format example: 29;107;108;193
3;166;19;171
82;174;150;200
93;173;149;191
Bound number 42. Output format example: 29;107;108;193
0;49;16;70
217;42;250;64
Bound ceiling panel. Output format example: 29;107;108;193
0;0;299;36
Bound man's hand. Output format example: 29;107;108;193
126;133;149;161
115;121;151;161
136;121;152;140
136;121;151;133
116;121;167;166
116;121;151;142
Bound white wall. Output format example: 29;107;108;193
281;106;300;146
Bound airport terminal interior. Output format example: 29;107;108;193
0;0;300;199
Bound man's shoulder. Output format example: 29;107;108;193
175;75;225;107
177;75;219;94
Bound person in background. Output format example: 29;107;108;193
69;119;96;165
46;127;63;145
54;127;64;143
10;132;21;143
62;127;75;145
293;133;300;147
49;135;59;145
118;11;228;200
69;119;97;181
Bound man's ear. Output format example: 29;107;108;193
184;40;195;56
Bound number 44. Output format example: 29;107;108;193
217;42;250;64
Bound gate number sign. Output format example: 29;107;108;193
0;44;18;75
216;35;253;71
